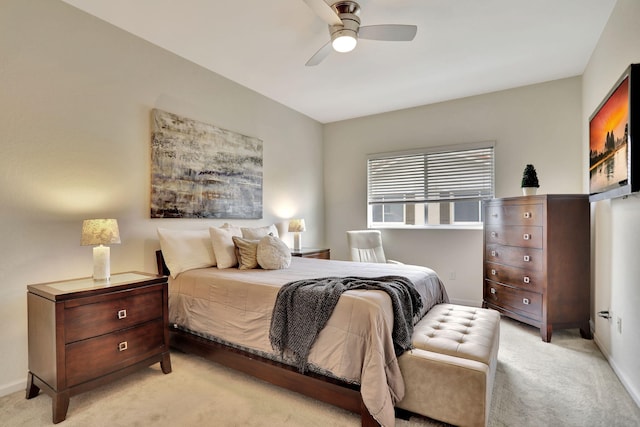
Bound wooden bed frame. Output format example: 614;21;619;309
156;251;394;427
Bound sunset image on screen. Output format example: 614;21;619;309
590;77;629;157
589;75;630;194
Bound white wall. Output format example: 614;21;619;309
0;0;324;395
324;77;583;306
582;0;640;405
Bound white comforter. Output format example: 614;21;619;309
168;257;448;427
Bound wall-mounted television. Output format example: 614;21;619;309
589;63;640;202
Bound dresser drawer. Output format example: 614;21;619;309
485;225;543;248
484;281;542;320
485;203;543;226
485;262;544;293
485;244;543;271
65;319;165;387
65;288;163;343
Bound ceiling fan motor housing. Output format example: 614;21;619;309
330;1;361;46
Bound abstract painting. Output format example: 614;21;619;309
150;109;263;219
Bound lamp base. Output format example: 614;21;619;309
293;233;302;251
93;245;111;281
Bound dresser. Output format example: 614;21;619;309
26;272;171;423
483;195;591;342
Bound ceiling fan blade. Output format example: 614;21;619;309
359;25;417;41
305;41;333;66
302;0;343;26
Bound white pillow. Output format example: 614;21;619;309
257;235;291;270
241;224;279;240
210;225;242;269
157;228;216;279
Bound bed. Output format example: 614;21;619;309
157;251;449;427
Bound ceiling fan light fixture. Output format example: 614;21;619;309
332;33;357;52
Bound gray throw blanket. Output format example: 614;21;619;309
269;275;423;373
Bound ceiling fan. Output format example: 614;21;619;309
303;0;417;66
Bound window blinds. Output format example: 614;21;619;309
368;143;494;204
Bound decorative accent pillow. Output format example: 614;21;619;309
210;225;242;269
157;228;216;278
241;224;279;240
232;236;260;270
257;234;291;270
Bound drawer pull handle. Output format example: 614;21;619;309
491;269;496;276
523;276;530;284
524;212;531;219
490;288;496;294
523;255;530;262
491;250;496;257
523;233;530;240
118;341;128;352
117;309;127;319
491;231;497;238
522;298;530;305
491;213;498;218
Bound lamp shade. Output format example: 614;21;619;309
288;219;306;233
81;219;121;246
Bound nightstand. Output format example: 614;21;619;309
291;248;330;259
26;272;171;423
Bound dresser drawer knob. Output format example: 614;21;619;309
491;250;496;257
118;341;128;352
523;276;530;284
491;269;496;276
523;233;531;240
491;231;497;238
117;309;127;319
490;288;496;294
523;255;530;262
522;298;530;305
524;212;531;219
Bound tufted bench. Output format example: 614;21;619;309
396;303;500;427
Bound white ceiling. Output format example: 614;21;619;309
61;0;616;123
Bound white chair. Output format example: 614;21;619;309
346;230;402;264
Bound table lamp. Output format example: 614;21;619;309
81;219;121;280
288;218;306;251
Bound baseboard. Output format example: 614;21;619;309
593;333;640;407
0;379;26;398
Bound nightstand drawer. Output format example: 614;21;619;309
66;319;165;387
484;281;541;320
291;248;330;259
485;225;543;248
485;244;543;271
485;262;544;292
65;287;163;343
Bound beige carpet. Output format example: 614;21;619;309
2;317;639;426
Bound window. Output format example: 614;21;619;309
367;142;495;228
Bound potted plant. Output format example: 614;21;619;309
521;164;540;196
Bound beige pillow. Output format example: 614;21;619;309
210;226;242;269
257;234;291;270
232;236;259;270
157;228;216;278
241;224;279;240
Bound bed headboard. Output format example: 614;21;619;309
156;250;170;276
